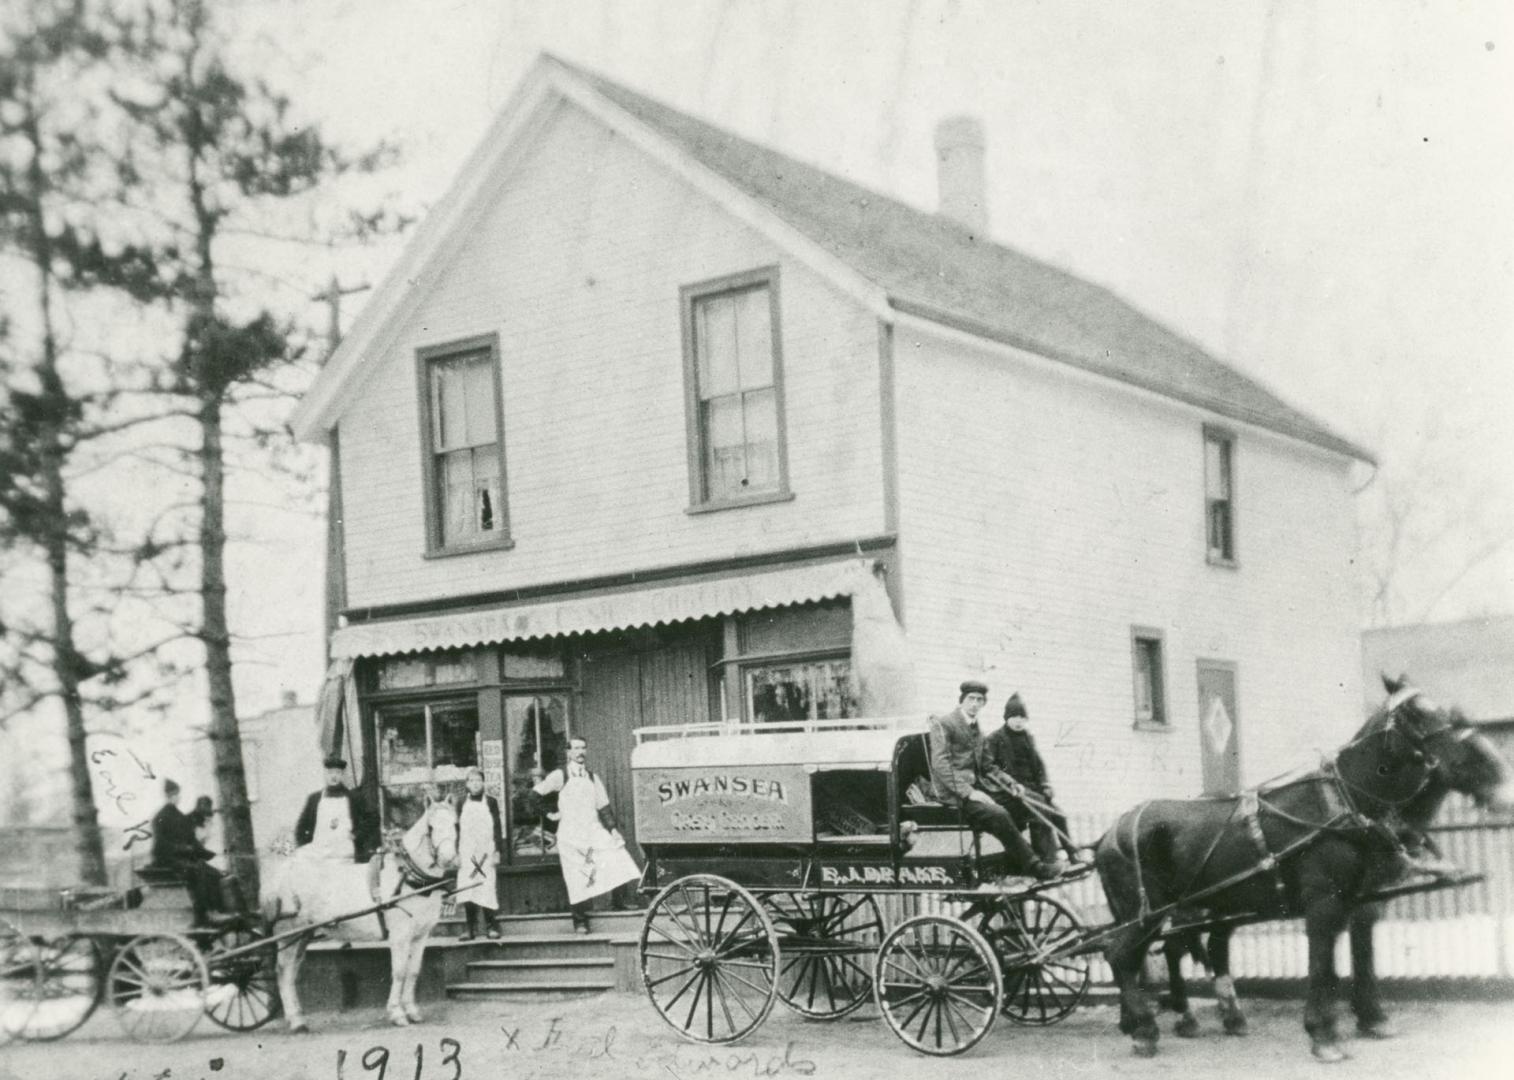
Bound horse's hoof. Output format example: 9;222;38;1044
387;1011;411;1027
1357;1019;1397;1040
1222;1014;1249;1036
288;1021;310;1035
1174;1013;1200;1038
1311;1042;1349;1063
404;1009;423;1024
1132;1040;1159;1058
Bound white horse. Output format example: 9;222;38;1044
263;796;459;1031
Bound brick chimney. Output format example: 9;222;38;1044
934;115;989;237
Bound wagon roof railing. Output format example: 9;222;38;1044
632;715;924;745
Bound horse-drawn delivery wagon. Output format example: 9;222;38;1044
630;684;1511;1061
630;716;1098;1056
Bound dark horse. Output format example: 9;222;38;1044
1094;676;1509;1062
1158;685;1514;1051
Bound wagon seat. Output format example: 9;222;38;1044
892;732;1009;866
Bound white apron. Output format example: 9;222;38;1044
456;798;499;910
540;768;640;905
308;794;355;861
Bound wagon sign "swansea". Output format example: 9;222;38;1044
634;765;813;843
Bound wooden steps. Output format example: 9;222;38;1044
441;910;642;1002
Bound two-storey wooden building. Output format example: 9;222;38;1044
291;56;1371;910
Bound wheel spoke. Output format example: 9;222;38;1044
647;921;700;957
646;963;701;990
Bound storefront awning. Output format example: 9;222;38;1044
329;559;877;660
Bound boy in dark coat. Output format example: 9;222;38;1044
983;694;1083;866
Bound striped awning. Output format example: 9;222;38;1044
328;558;874;660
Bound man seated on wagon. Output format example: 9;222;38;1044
927;680;1060;882
150;778;231;927
983;693;1087;871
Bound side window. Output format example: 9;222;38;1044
1204;426;1236;564
683;269;791;509
417;337;510;553
1131;627;1168;728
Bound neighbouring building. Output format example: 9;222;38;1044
1362;615;1514;760
290;56;1371;912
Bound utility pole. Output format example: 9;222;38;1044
312;277;370;659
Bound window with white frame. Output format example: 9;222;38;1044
419;338;508;551
684;270;789;506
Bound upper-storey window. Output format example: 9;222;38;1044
1204;426;1236;564
682;268;792;510
417;335;511;554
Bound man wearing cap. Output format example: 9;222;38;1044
928;681;1058;881
295;755;379;863
984;693;1083;868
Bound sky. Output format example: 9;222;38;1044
7;0;1513;818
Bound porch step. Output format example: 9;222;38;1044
436;909;644;938
446;981;615;1000
463;957;615;987
449;933;617;960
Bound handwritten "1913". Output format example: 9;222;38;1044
335;1039;462;1080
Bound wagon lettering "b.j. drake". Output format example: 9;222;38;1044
656;774;788;804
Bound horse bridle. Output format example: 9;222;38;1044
1328;687;1453;814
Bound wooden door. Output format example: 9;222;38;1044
1197;660;1241;796
576;649;644;860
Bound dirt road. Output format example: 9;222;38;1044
4;992;1512;1080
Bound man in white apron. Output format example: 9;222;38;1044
451;767;503;940
533;736;640;933
294;755;378;864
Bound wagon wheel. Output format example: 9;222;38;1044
0;930;39;1043
639;874;779;1044
203;926;280;1032
107;933;208;1043
873;914;1001;1056
1;935;101;1041
976;894;1089;1025
762;892;883;1019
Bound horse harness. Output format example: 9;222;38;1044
1120;691;1445;925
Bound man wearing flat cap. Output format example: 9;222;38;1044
927;680;1058;881
295;754;379;863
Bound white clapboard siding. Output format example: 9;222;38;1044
338;101;886;610
891;324;1364;816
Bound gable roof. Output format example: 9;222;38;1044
292;55;1371;463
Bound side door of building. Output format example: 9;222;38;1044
1196;660;1241;796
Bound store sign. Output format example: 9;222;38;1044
634;765;812;844
817;862;960;888
480;739;505;801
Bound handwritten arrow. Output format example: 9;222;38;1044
127;748;155;780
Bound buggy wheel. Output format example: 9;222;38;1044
874;915;1001;1056
977;894;1089;1025
107;933;208;1043
204;926;280;1031
1;935;100;1041
639;874;779;1044
762;892;883;1019
0;929;39;1043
